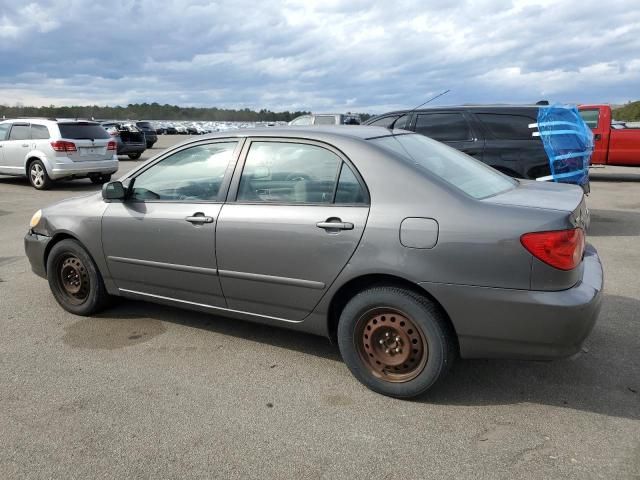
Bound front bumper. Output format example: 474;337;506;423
24;231;51;279
420;244;603;360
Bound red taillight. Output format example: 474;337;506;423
50;140;77;152
107;141;117;151
521;228;585;271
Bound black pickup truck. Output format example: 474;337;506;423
365;105;561;183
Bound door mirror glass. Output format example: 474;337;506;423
102;181;126;200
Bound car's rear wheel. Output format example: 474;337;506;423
337;287;456;398
46;239;110;316
28;160;53;190
128;152;142;160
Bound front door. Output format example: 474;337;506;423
101;140;240;307
1;123;31;174
216;139;370;321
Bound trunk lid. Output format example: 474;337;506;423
484;179;589;230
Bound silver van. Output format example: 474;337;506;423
0;118;118;189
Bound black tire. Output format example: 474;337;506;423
28;159;53;190
128;152;142;160
337;287;456;399
90;174;112;185
146;142;154;149
46;239;111;316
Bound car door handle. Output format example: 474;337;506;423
185;213;214;224
21;144;29;148
316;219;354;230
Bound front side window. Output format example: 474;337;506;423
579;109;599;129
237;142;341;204
131;142;237;201
414;113;471;141
370;134;516;199
476;113;537;140
0;123;10;141
31;124;50;140
8;125;30;141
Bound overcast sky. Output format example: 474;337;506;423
0;0;638;112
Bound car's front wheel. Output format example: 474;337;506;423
46;239;110;316
28;160;53;190
337;287;456;398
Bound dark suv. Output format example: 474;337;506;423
135;121;158;148
365;106;585;188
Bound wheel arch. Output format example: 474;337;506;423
43;232;86;274
327;273;459;347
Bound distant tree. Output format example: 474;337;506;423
613;101;640;122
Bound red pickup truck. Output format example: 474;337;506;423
579;104;640;166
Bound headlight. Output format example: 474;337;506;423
29;209;42;228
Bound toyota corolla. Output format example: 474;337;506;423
24;126;603;398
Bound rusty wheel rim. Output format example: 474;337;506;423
355;308;428;383
58;255;90;304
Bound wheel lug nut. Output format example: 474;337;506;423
395;336;401;342
379;339;384;345
385;332;390;337
385;348;390;354
395;347;401;353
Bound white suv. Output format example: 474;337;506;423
0;118;119;190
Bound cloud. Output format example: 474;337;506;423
0;0;638;112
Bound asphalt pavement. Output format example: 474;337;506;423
0;135;638;479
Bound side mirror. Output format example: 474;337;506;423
102;181;126;200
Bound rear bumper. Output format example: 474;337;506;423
117;143;146;155
24;231;51;279
50;157;119;179
420;244;603;360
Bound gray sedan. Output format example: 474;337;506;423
24;126;603;398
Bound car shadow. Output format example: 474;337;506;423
0;175;101;192
92;293;639;420
587;209;640;236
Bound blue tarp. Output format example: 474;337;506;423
536;105;593;187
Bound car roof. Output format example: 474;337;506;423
196;125;399;141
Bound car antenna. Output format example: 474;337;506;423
388;89;451;130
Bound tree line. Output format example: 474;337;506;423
612;101;640;122
0;103;372;122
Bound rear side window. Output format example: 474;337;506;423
477;113;537;140
31;124;50;140
0;123;10;140
335;164;366;204
414;113;471;141
9;125;30;140
237;142;341;204
58;123;110;140
136;122;153;129
579;109;599;129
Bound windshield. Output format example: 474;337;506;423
370;134;516;199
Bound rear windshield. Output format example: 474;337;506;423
136;122;153;129
58;123;110;140
370;134;516;199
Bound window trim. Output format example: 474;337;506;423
227;137;370;207
125;138;245;204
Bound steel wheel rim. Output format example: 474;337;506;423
31;164;44;187
355;308;428;383
57;255;90;304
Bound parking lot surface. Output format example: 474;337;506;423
1;135;638;479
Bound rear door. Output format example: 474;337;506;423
215;139;370;321
101;140;241;307
409;111;484;159
473;111;547;178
